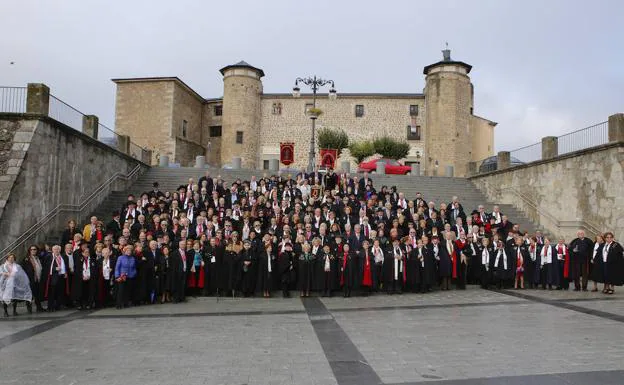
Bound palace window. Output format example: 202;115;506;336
410;105;419;116
236;131;244;144
214;105;223;116
209;126;222;137
181;120;188;138
407;125;421;141
272;102;282;115
263;160;270;170
304;103;314;115
355;104;364;118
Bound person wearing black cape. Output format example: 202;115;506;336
240;240;257;297
257;241;275;297
475;237;494;289
339;243;357;297
223;232;243;297
71;247;98;310
603;232;624;294
203;237;221;296
405;238;422;293
437;233;454;291
588;234;605;292
383;238;405;294
21;245;45;313
144;241;159;303
277;240;295;298
319;244;338;297
158;245;172;303
492;240;513;289
421;236;437;293
170;240;190;303
297;243;315;297
371;239;385;292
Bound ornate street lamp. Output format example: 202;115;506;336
292;76;337;173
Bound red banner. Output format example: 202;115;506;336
280;142;295;166
319;148;338;169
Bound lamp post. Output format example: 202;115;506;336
292;76;337;173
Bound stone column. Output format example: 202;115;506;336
542;136;558;160
117;135;131;155
608;113;624;142
467;161;477;176
195;155;206;168
26;83;50;115
82;115;99;139
497;151;511;170
159;155;170;167
445;165;454;177
411;163;421;176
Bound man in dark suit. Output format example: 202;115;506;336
170;240;191;303
198;171;214;194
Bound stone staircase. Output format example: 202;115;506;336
87;167;545;236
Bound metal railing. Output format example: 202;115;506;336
0;164;144;261
0;86;27;113
558;121;608;155
48;94;85;132
509;141;542;163
97;122;121;150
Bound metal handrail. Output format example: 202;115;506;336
494;186;603;236
0;164;143;260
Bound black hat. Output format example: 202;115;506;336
112;210;120;217
471;209;479;215
153;182;159;188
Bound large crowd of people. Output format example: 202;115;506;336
2;169;623;317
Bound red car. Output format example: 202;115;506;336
358;158;412;175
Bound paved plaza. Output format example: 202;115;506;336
1;287;623;385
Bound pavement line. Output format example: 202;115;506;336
0;311;91;351
329;299;524;313
86;309;307;319
492;289;624;323
301;297;383;385
385;369;624;385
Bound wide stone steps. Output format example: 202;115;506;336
88;168;546;236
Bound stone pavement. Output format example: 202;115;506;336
0;287;623;385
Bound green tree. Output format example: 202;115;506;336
373;136;410;159
317;127;349;155
348;140;375;163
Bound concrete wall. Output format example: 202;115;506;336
0;115;148;256
469;142;624;241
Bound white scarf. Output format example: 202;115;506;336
556;244;567;261
482;247;490;269
82;257;91;280
102;258;111;280
603;242;612;263
541;245;553;265
393;247;403;280
418;247;424;267
373;247;384;264
267;251;272;273
433;245;439;260
494;249;508;269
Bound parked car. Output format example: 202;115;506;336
357;158;412;175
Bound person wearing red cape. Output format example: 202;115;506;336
359;240;374;296
555;238;571;290
453;233;470;290
339;243;356;298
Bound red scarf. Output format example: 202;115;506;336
340;251;349;286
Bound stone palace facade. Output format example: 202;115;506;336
112;50;496;176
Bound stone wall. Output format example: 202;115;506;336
114;80;175;165
0;115;148;256
172;81;203;149
469;142;624;241
174;137;206;167
470;115;496;161
258;95;425;170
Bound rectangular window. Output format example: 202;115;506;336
409;105;419;116
304;103;314;115
406;125;421;141
263;160;269;170
181;120;188;138
209;125;222;137
236;131;244;144
355;104;364;118
214;105;223;116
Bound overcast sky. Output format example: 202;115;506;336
1;0;622;151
